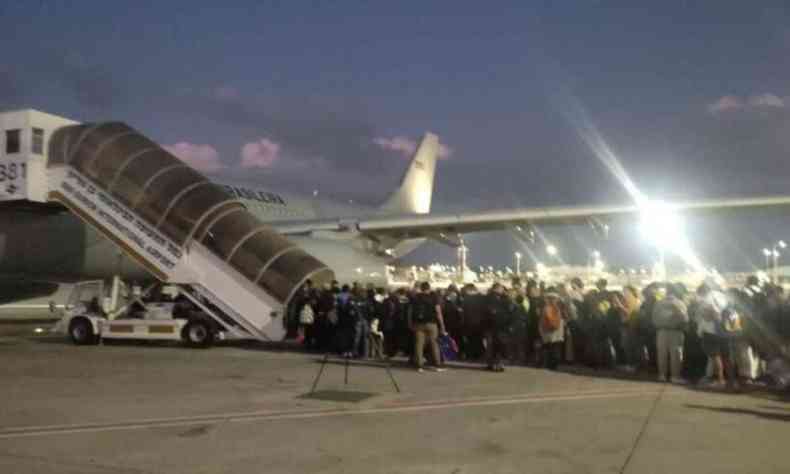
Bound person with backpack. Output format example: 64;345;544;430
484;283;514;372
335;285;357;357
621;285;642;371
525;279;543;366
560;280;582;365
382;288;403;358
508;288;530;365
298;295;316;349
350;288;372;359
652;284;690;383
695;283;730;388
636;284;660;373
442;285;464;357
314;283;336;352
408;282;447;372
590;282;614;369
539;290;566;371
606;291;628;368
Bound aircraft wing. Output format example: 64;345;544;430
272;195;790;244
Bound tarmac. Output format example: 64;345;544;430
0;330;788;474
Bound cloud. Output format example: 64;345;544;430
708;95;743;114
168;89;384;174
372;135;453;159
708;93;785;115
241;138;281;168
163;142;225;173
214;85;240;100
372;136;418;156
747;93;785;108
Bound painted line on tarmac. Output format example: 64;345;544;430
0;388;661;440
380;385;656;408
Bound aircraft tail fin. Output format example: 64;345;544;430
379;132;439;215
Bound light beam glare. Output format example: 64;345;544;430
558;95;706;274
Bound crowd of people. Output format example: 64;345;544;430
287;275;790;387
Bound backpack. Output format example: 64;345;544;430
542;301;562;332
412;294;435;323
299;304;314;325
336;295;356;327
720;306;743;336
597;299;611;317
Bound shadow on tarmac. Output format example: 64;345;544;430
685;404;790;422
315;357;489;373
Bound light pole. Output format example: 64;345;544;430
514;251;522;276
763;248;774;276
456;243;468;283
772;240;786;283
588;250;601;280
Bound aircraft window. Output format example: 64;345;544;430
31;128;44;155
5;129;20;154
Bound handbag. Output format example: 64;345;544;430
438;334;459;361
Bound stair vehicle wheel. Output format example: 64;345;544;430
183;320;214;348
69;317;97;345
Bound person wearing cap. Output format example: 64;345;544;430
652;284;690;383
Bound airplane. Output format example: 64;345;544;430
3;108;790;311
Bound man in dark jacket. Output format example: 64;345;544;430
442;285;464;358
351;288;372;359
485;283;514;372
525;280;543;366
461;284;486;360
315;283;336;352
382;289;405;357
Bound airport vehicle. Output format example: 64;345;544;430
55;278;234;348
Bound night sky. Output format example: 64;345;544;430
3;2;790;273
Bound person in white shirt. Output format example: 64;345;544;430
695;284;729;388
